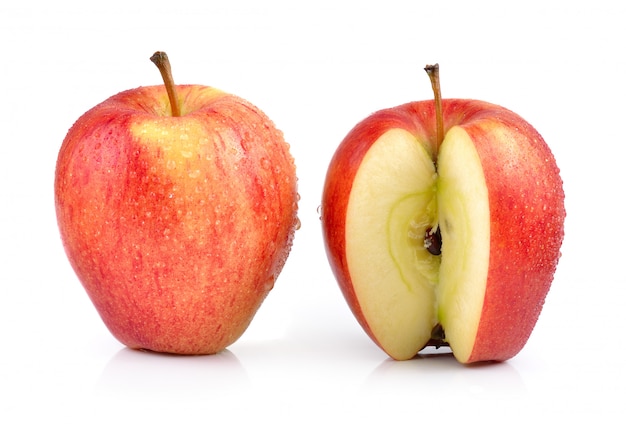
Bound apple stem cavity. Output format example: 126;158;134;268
424;64;444;162
150;51;181;117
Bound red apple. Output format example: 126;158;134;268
321;65;565;363
55;52;299;354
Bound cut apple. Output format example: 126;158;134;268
322;69;565;363
344;125;491;361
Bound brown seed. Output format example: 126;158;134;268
424;227;442;256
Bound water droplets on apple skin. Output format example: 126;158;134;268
188;169;202;179
293;193;302;230
260;157;285;176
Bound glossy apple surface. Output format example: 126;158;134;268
321;99;565;363
55;84;299;354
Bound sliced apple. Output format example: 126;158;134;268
321;66;565;363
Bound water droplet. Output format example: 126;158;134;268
188;169;201;178
264;276;276;291
294;217;301;230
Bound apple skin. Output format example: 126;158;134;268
321;99;565;363
55;84;298;354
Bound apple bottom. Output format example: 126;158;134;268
89;271;268;355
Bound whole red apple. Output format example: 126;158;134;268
321;65;565;363
55;52;299;354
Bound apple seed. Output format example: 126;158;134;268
424;226;442;256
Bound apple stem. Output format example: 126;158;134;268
424;64;444;161
150;51;181;117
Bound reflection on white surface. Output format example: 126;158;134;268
95;348;249;397
366;348;527;397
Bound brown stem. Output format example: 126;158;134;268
150;51;181;117
424;64;444;162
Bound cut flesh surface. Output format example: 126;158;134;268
345;126;490;361
437;126;490;363
345;128;439;360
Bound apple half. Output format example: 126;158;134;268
321;82;565;363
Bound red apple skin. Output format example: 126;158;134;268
322;99;565;363
55;85;298;355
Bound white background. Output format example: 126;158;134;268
1;0;625;421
